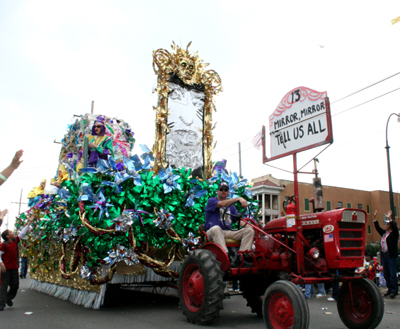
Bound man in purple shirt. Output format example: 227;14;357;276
205;182;255;267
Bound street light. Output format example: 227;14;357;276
385;113;400;220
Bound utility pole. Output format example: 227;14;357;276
11;188;28;217
91;100;94;114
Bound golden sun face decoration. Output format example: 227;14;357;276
152;41;222;178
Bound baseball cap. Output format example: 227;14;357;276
218;182;229;190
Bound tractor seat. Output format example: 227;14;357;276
209;238;241;245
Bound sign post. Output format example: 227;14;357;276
262;86;333;275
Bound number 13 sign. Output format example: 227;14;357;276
264;86;333;162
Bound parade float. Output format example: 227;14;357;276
16;42;257;309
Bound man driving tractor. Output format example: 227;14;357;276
205;182;254;268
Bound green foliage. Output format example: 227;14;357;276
364;242;380;257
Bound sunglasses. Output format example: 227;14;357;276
94;125;102;128
219;188;229;192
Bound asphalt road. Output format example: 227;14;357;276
1;278;399;329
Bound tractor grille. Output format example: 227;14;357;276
338;221;364;258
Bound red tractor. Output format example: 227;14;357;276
178;199;384;329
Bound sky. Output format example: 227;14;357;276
1;0;400;228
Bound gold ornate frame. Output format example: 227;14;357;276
152;42;222;178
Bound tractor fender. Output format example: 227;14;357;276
201;242;230;272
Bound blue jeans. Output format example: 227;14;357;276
382;253;398;294
305;283;326;299
20;257;28;277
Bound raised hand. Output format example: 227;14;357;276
11;150;24;169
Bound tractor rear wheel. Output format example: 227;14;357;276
337;278;384;329
263;280;309;329
178;249;225;324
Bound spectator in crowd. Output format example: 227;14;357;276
364;254;377;281
373;209;399;299
20;252;28;279
304;283;326;299
327;282;339;302
0;150;24;187
0;215;35;310
0;209;7;283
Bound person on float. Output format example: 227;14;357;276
51;165;69;188
0;214;35;311
87;116;114;167
205;182;254;268
27;179;46;208
373;209;399;299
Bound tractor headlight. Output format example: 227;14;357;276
309;247;320;259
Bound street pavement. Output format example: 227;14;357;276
0;278;399;329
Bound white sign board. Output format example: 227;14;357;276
268;86;333;159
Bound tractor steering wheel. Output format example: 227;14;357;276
221;199;249;231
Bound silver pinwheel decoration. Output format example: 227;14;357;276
63;224;77;243
124;248;139;266
103;245;139;266
80;263;98;281
153;209;174;230
111;212;134;232
182;232;199;247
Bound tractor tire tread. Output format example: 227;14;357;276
179;249;225;325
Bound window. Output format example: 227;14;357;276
358;204;362;209
367;205;370;213
272;195;278;210
338;202;343;208
326;201;331;211
305;198;310;211
367;225;372;235
265;194;271;209
347;203;352;208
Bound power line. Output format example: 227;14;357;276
331;71;400;104
332;87;400;117
212;136;254;154
17;164;58;171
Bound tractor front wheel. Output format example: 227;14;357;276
263;280;310;329
337;278;384;329
178;249;225;324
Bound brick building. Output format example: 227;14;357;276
251;174;400;244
